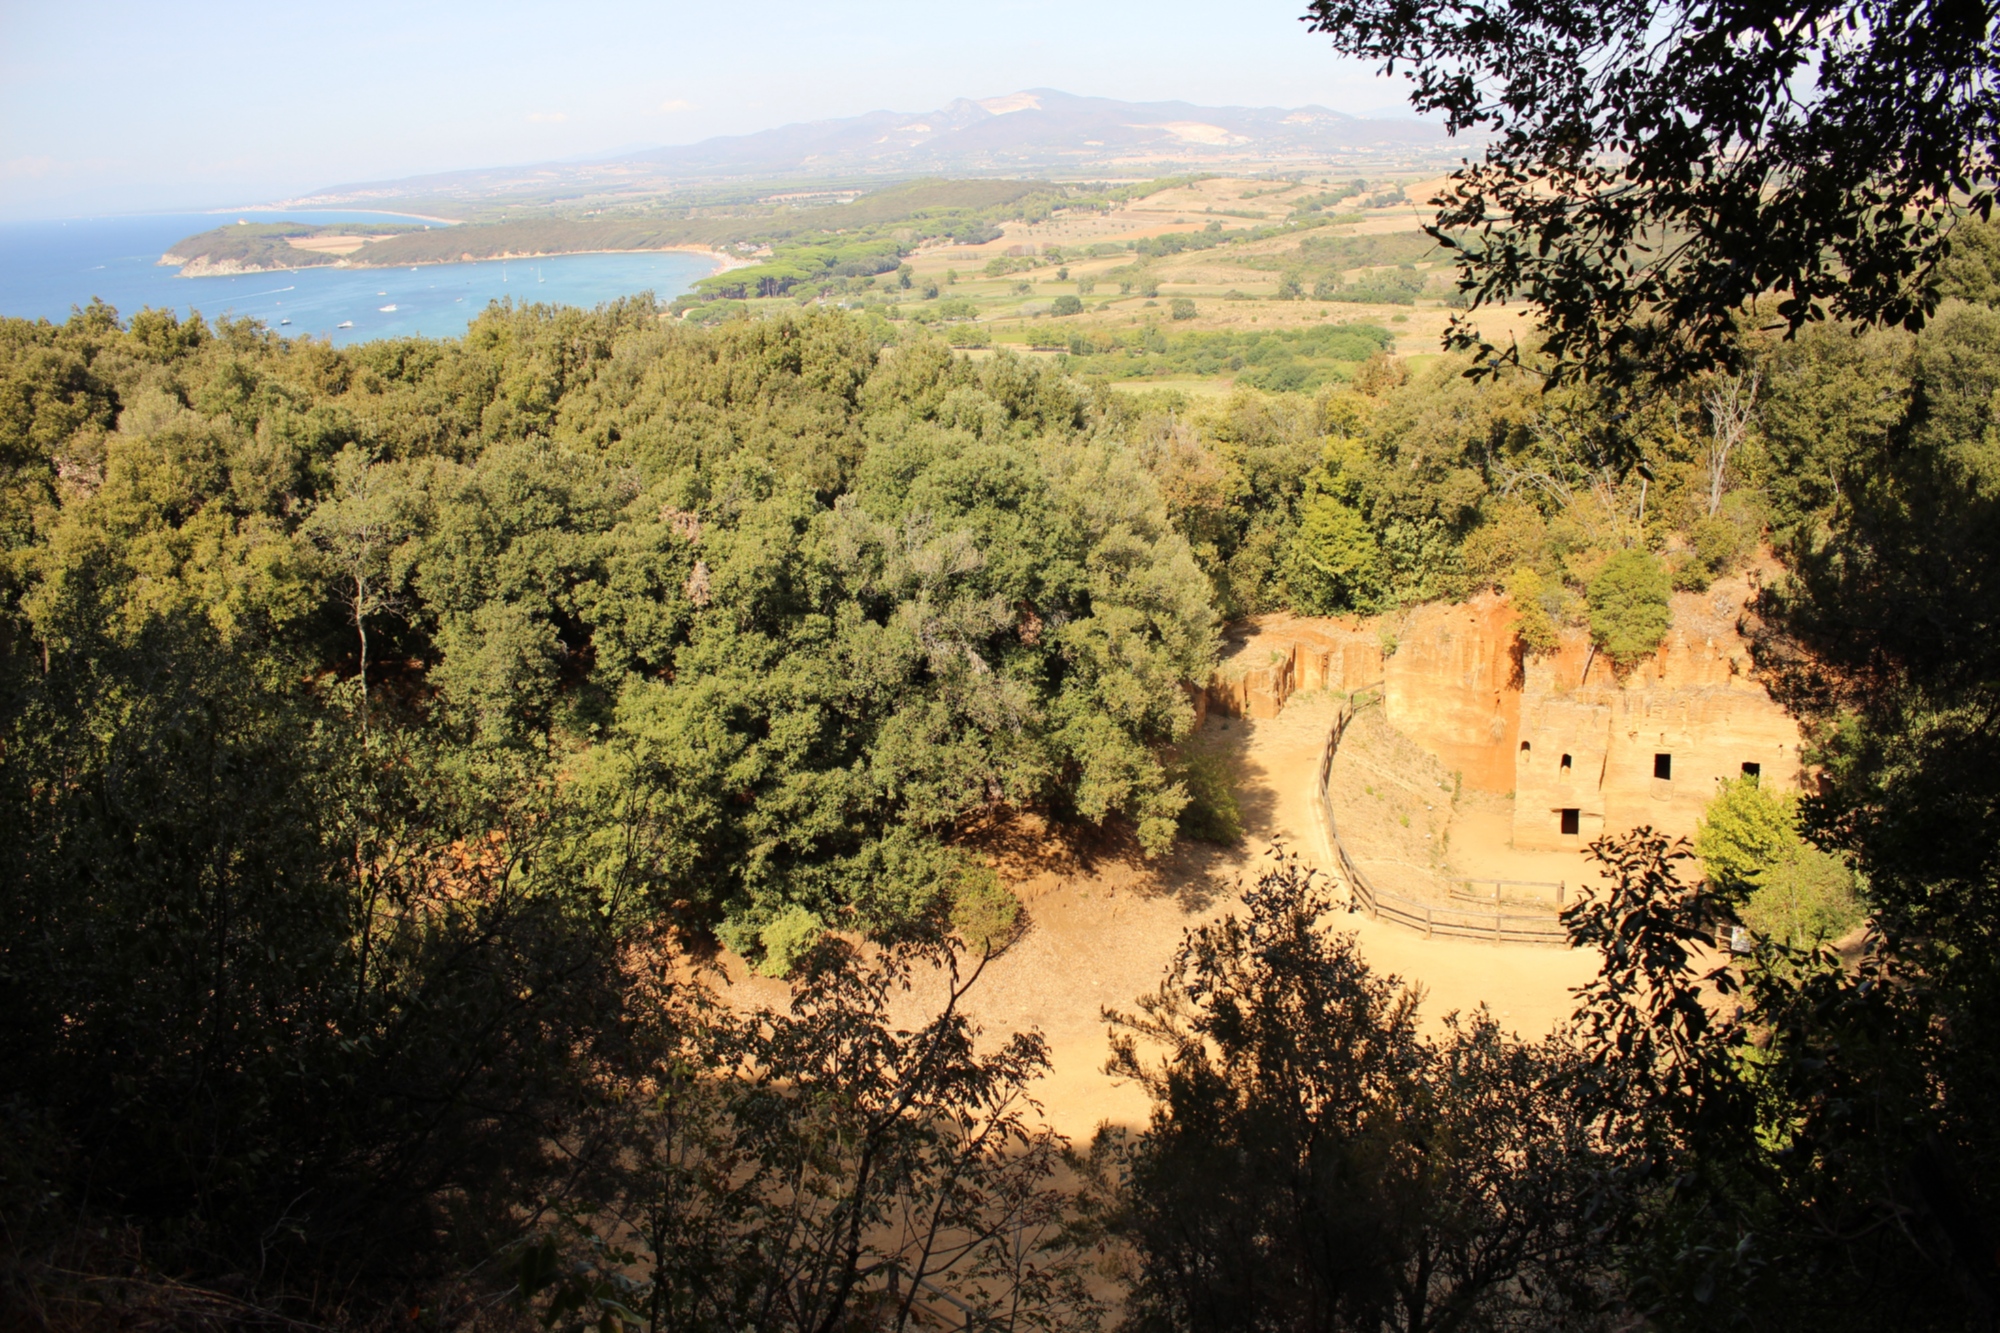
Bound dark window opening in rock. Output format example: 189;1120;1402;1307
1560;808;1580;836
1520;740;1531;752
1654;753;1673;780
1741;761;1761;781
1559;753;1572;773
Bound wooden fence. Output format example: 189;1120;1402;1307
1315;699;1571;947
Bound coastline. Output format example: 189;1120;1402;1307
166;244;748;280
224;205;467;226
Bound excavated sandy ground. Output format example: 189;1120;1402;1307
1331;702;1607;909
945;695;1599;1139
712;691;1603;1142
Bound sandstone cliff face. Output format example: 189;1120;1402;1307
1382;594;1523;793
1209;613;1383;720
1207;577;1800;848
1512;579;1800;849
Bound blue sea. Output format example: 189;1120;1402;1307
0;211;719;346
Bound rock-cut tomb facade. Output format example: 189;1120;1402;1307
1206;577;1801;848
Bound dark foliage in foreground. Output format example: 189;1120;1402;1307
1087;850;1616;1332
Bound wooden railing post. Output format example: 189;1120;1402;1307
1316;699;1571;946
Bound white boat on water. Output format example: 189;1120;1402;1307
379;304;398;312
279;318;291;326
337;321;353;329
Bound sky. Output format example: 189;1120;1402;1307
0;0;1414;219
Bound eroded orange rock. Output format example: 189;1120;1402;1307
1206;577;1800;848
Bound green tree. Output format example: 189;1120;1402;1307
1561;828;1975;1329
1587;548;1671;664
299;445;422;733
1089;851;1610;1331
0;607;632;1315
1283;491;1381;614
516;936;1095;1333
1697;777;1863;948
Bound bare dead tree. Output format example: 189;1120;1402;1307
1702;371;1761;518
1494;408;1632;538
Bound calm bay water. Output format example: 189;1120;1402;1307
0;211;718;346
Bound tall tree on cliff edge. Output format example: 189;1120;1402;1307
1302;0;2000;385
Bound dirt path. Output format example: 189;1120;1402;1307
1258;696;1599;1048
932;692;1599;1140
714;692;1603;1142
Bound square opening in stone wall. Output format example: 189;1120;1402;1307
1741;761;1761;781
1654;753;1673;780
1560;753;1572;774
1560;808;1580;836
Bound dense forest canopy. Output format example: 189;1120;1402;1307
15;203;2000;1324
0;299;1227;965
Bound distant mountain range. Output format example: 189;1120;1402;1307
276;89;1469;211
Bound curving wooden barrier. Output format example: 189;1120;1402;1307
1316;697;1571;948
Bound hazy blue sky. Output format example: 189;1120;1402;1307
0;0;1413;218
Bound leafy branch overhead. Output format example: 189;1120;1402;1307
1304;0;2000;381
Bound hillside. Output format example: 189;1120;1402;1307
276;89;1464;213
158;220;427;275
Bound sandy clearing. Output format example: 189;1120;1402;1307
949;692;1594;1140
705;687;1602;1144
286;234;370;255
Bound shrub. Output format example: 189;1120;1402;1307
1174;749;1244;843
1669;550;1713;591
1504;567;1562;656
1051;294;1083;316
951;877;1022;955
1587;548;1673;663
1697;777;1864;948
1691;513;1747;574
757;906;824;977
1170;297;1197;321
1351;351;1409;397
